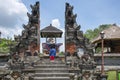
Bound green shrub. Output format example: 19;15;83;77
107;71;117;80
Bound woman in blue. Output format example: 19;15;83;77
49;44;56;61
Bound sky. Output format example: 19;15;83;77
0;0;120;52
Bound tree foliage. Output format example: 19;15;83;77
0;38;15;53
84;24;112;53
84;24;111;41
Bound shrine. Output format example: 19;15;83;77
93;24;120;80
40;24;63;54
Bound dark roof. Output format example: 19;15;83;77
40;24;63;38
92;24;120;43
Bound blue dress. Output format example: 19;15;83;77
49;48;56;57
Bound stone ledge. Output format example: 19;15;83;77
94;53;120;57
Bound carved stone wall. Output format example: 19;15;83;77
65;3;97;80
65;3;93;55
11;2;40;54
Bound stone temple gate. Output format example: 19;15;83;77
1;1;107;80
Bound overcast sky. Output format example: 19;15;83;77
0;0;120;52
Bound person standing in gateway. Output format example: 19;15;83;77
49;44;56;62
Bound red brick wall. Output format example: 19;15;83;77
66;42;76;55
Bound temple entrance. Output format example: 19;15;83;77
0;1;100;80
40;24;63;55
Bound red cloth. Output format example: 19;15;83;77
50;56;54;60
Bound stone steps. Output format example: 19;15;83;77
34;64;67;68
35;68;68;70
37;62;65;64
35;69;69;73
34;73;72;77
32;57;70;80
33;77;70;80
37;60;64;64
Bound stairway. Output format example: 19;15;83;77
32;57;71;80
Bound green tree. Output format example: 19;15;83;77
84;24;111;41
0;38;15;53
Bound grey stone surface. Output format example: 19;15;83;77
32;57;71;80
11;1;40;55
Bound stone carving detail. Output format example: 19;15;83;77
65;2;94;56
11;2;40;60
65;3;96;80
82;54;91;64
65;2;84;53
82;71;92;80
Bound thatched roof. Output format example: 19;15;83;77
40;24;63;38
92;24;120;43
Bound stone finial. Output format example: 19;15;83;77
113;23;117;26
50;24;52;26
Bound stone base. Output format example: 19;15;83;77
100;74;108;80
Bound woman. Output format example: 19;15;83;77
49;44;56;62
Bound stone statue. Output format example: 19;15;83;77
81;53;91;64
82;71;92;80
